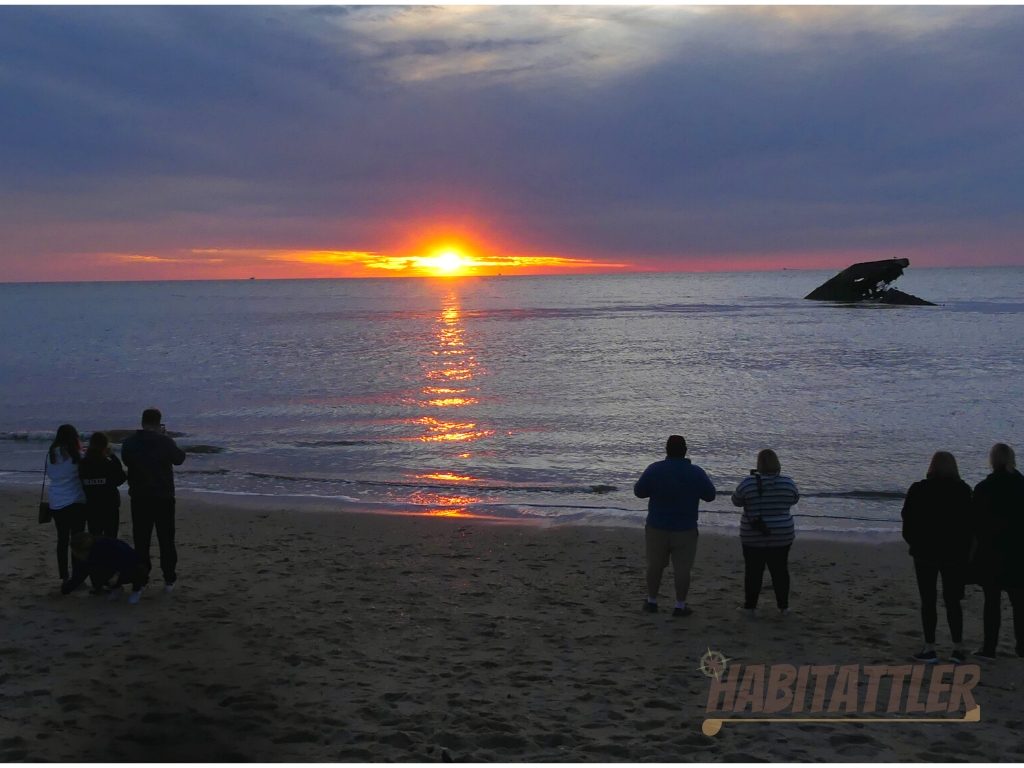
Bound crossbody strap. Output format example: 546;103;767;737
40;453;48;504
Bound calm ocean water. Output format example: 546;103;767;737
2;268;1022;535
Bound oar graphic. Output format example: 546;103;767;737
701;705;980;736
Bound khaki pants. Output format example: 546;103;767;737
646;527;699;602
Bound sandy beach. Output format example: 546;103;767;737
2;487;1022;762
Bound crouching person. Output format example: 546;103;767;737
62;531;148;604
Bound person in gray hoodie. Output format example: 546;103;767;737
731;449;799;614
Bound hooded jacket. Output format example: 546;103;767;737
62;536;142;593
78;453;127;510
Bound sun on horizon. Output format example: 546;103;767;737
414;247;474;277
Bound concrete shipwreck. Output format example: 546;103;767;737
805;258;934;306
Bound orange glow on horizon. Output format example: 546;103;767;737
96;242;632;279
78;242;981;283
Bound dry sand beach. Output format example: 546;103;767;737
2;487;1023;762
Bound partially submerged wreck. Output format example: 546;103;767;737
805;258;934;305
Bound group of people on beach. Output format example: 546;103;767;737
43;408;186;603
635;435;1024;663
43;412;1024;664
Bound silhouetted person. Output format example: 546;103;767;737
121;408;186;592
634;434;716;616
901;451;972;663
78;431;127;538
46;424;87;582
972;443;1024;660
732;449;799;616
62;531;148;604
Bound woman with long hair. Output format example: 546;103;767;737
731;449;799;615
78;431;127;538
901;451;973;663
46;424;87;582
972;443;1024;659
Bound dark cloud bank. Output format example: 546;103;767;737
0;6;1022;278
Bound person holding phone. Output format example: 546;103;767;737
121;408;187;592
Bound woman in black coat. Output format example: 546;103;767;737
78;431;127;538
901;451;973;663
972;443;1024;659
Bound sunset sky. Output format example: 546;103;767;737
2;5;1023;281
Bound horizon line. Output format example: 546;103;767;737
2;262;1019;287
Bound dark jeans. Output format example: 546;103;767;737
982;584;1024;655
52;503;87;580
743;544;791;610
913;556;964;645
131;497;177;584
87;504;120;539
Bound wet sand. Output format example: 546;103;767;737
1;487;1022;762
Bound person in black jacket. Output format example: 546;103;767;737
971;443;1024;660
62;531;148;604
121;408;187;592
78;431;127;538
901;451;973;664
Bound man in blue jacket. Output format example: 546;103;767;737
634;435;716;616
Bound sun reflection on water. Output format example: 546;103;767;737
411;294;491;444
416;472;480;483
400;293;496;516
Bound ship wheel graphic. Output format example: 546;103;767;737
698;648;730;680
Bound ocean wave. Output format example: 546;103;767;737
0;458;908;507
292;439;383;447
803;490;905;500
239;470;618;496
181;488;364;504
0;431;53;442
0;429;189;442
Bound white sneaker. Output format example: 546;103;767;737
738;606;757;618
107;586;123;601
164;582;176;594
128;590;143;605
